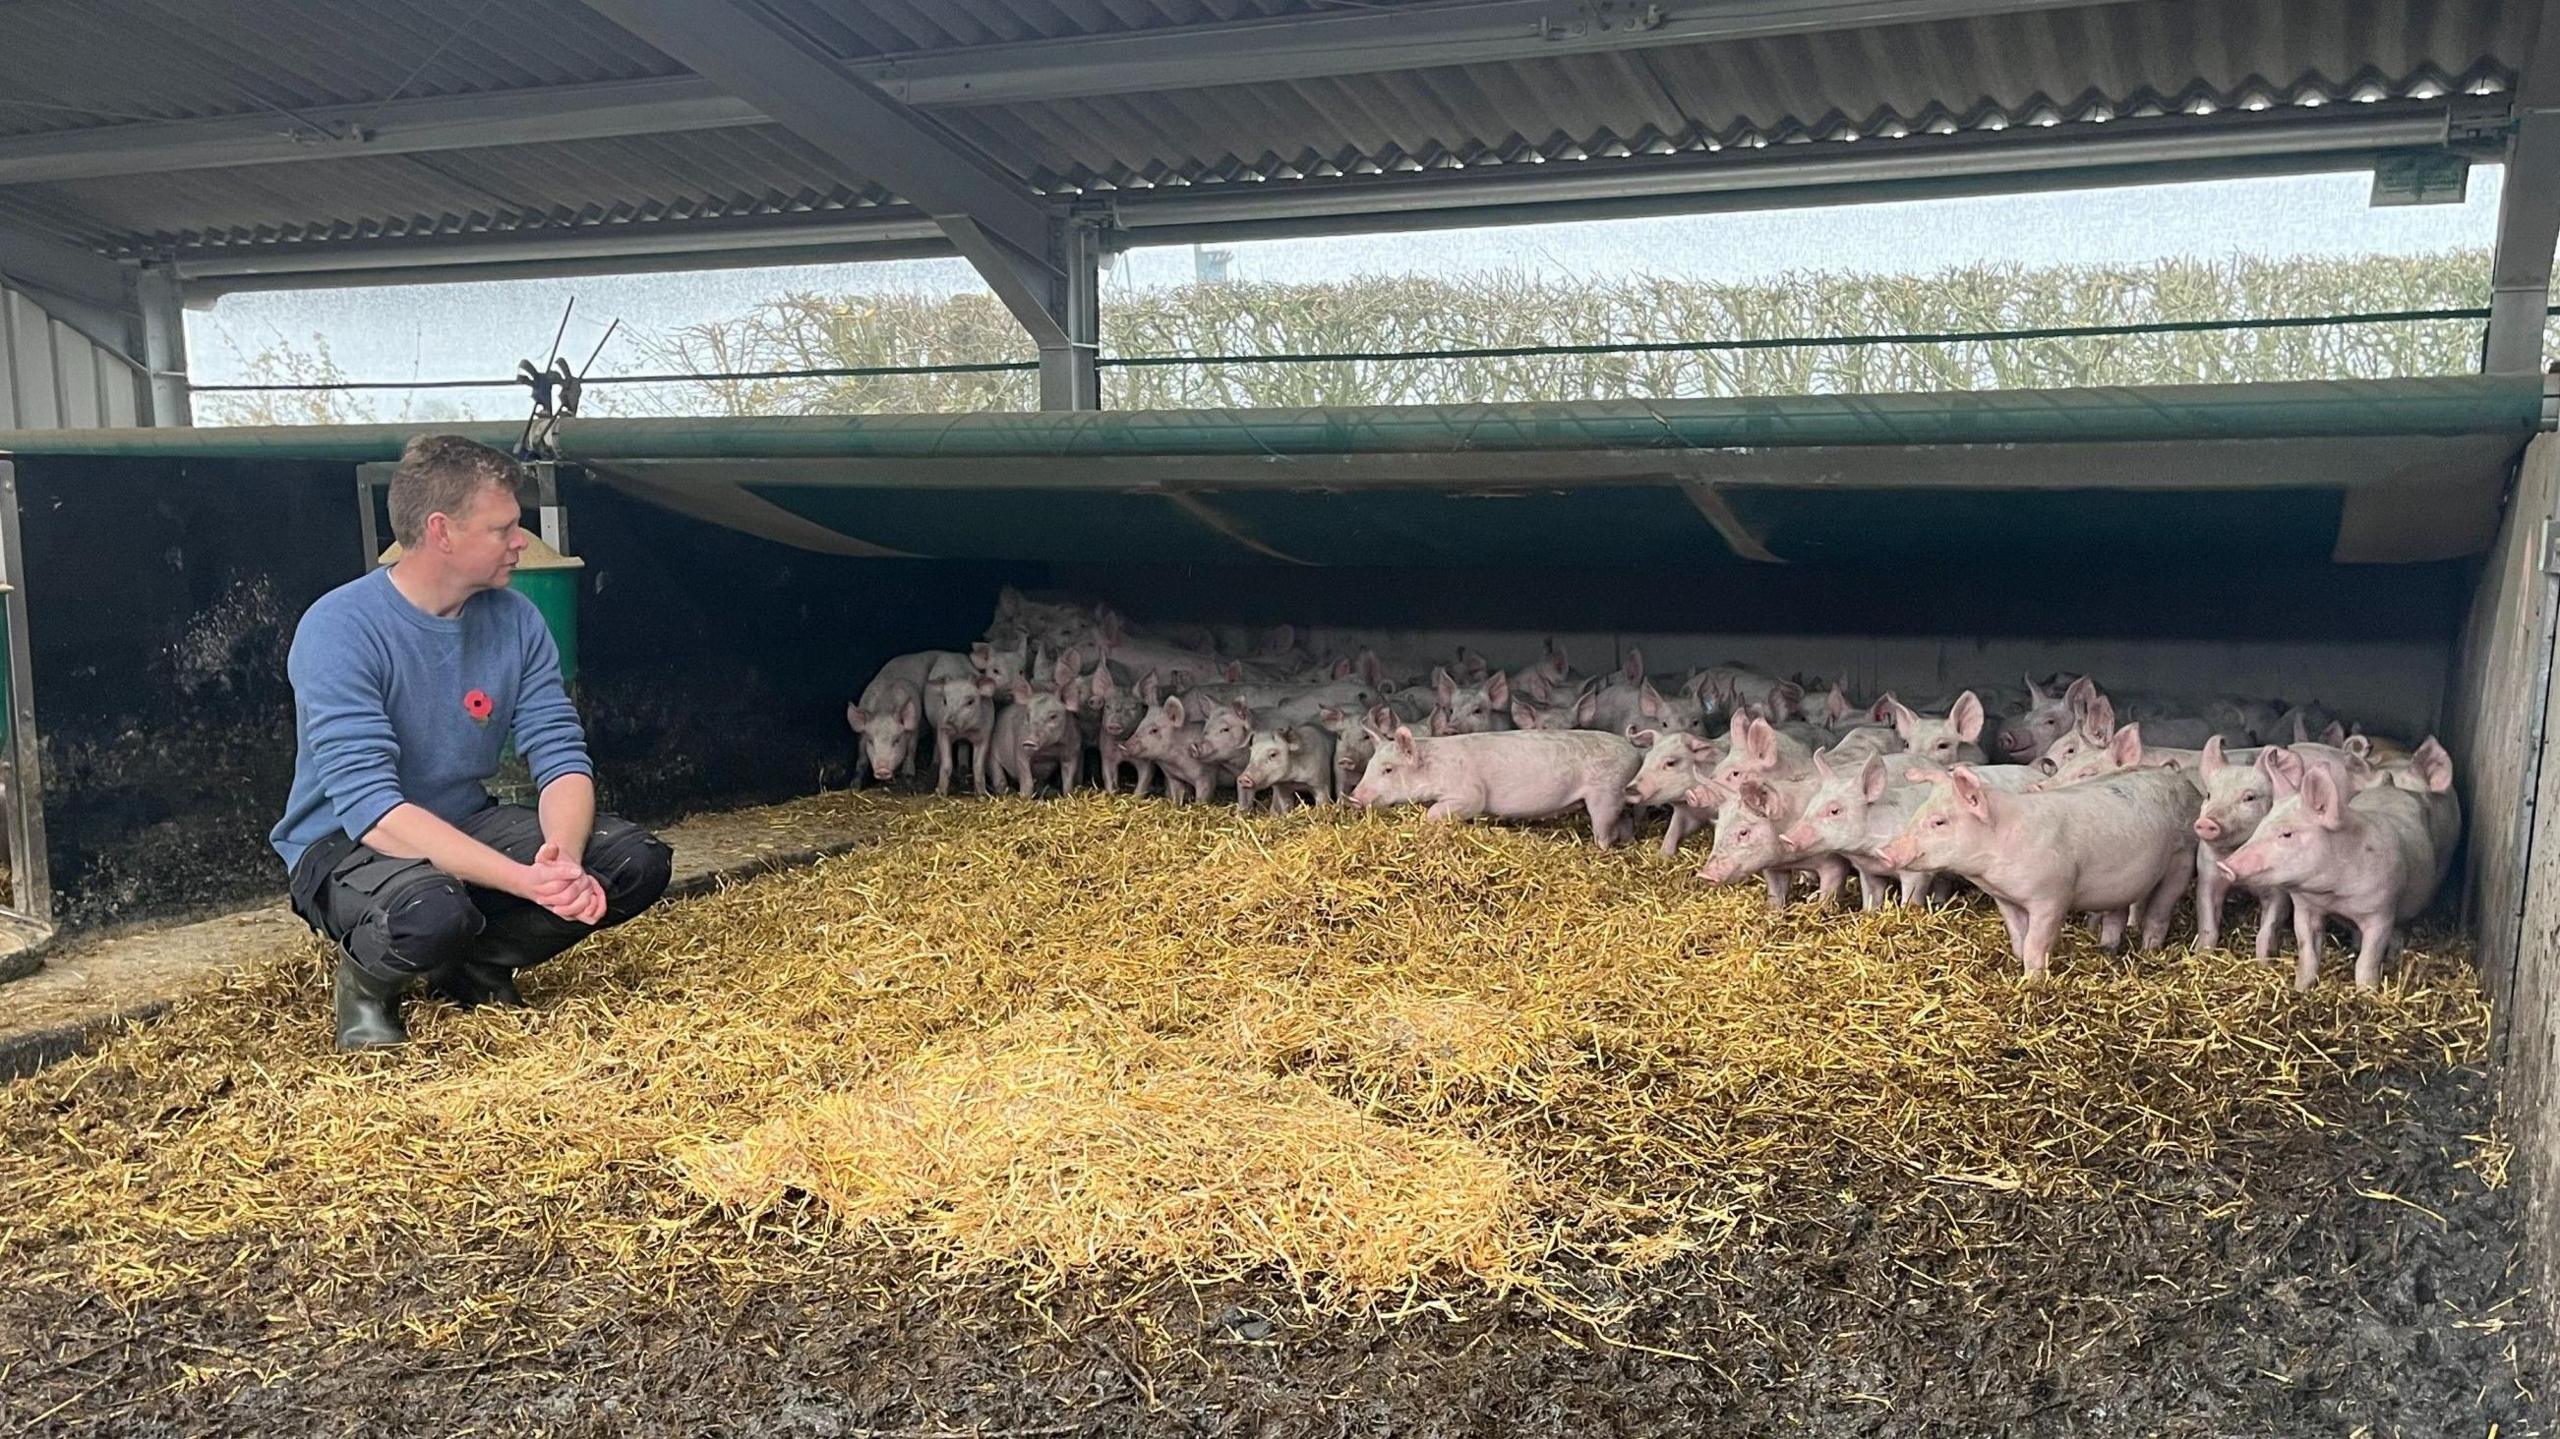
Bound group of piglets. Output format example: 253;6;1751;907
850;589;2458;990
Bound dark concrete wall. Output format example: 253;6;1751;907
0;455;2485;938
9;457;1026;935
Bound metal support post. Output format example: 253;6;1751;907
134;264;193;425
0;461;52;935
356;462;391;566
1042;218;1102;411
2488;3;2560;373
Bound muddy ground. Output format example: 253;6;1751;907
0;1033;2539;1437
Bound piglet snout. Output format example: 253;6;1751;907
2193;816;2223;842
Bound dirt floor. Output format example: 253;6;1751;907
0;795;2544;1439
2;1069;2532;1438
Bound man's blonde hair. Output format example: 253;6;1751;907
388;435;524;548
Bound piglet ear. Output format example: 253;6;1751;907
1009;676;1035;705
1887;697;1919;740
2264;745;2305;797
1747;717;1778;765
2321;721;2348;748
1622;647;1645;683
1826;689;1855;726
2200;733;2227;777
1630;727;1661;749
1428;708;1455;737
2064;675;2098;713
1392;724;1419;756
1433;667;1456;701
1861;755;1889;802
2023;673;2048;705
2413;736;2454;794
1685;780;1730;811
1089;665;1115;699
1739;779;1782;819
1950;765;1990;820
1163;695;1187;725
896;696;919;728
1950;691;1985;743
1811;749;1836;783
2303;765;2346;829
2107;722;2143;769
1486;672;1510;708
846;703;867;729
1512;701;1541;730
2081;694;2116;743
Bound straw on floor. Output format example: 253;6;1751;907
0;791;2492;1359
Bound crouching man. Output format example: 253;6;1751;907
270;435;673;1050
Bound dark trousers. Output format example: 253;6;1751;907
287;805;674;984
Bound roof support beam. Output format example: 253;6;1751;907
576;0;1096;409
0;0;2130;185
0;223;144;370
0;78;763;187
0;223;129;314
2487;0;2560;373
856;0;2128;109
575;0;1058;269
170;106;2455;293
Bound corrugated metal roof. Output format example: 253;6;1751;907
980;0;2532;194
0;128;898;253
753;0;1323;57
0;0;1315;140
0;0;682;139
0;0;2531;264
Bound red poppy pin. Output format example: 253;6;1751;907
463;688;494;724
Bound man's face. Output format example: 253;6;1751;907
437;482;528;590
